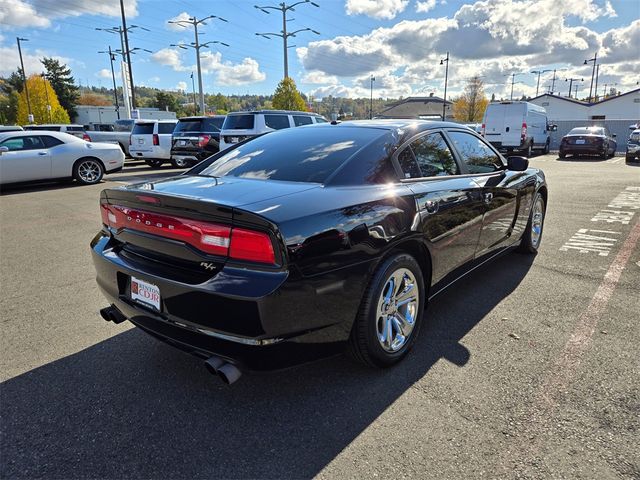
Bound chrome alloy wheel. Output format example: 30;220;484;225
376;268;420;352
78;159;102;183
531;196;544;248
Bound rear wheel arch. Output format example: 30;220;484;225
370;238;433;295
537;185;548;210
72;156;105;175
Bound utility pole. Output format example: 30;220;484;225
369;75;375;119
191;72;197;116
584;52;597;103
550;69;558;95
16;37;32;123
255;1;320;79
98;47;121;119
169;15;229;115
440;52;449;119
508;72;524;101
119;0;136;109
565;78;583;99
594;64;600;102
41;75;52;123
531;69;552;97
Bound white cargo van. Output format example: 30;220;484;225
481;102;554;157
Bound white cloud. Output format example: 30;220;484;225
96;69;112;79
0;0;138;29
151;48;188;71
166;12;192;31
176;81;187;91
416;0;437;13
301;71;339;85
345;0;409;20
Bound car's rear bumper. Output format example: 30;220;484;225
91;231;370;371
129;146;171;160
559;144;605;155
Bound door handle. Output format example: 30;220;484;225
483;192;493;204
422;200;439;214
38;152;47;156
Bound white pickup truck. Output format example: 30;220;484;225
84;119;138;156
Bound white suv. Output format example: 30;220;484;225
129;119;178;168
219;110;327;151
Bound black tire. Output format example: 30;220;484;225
348;253;425;368
171;157;189;168
145;159;164;169
73;157;104;185
517;192;545;254
544;139;550;154
559;152;566;159
525;143;533;158
600;147;608;160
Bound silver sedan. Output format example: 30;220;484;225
0;130;124;185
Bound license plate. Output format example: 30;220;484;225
138;138;144;144
131;276;161;311
179;140;187;146
230;137;239;143
576;139;586;144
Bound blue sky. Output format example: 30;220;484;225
1;0;638;100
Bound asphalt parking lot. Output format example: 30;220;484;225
1;155;638;479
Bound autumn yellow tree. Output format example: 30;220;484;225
272;77;307;111
17;75;70;124
452;75;489;122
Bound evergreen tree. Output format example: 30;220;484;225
17;75;70;124
272;77;307;111
41;57;79;118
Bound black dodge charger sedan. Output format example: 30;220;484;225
92;120;547;383
559;126;617;159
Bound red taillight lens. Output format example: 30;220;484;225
481;123;486;136
101;204;276;264
230;228;275;264
83;133;91;142
153;134;159;146
198;134;211;147
521;122;527;142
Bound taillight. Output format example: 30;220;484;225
521;122;527;142
153;134;159;146
198;134;211;147
100;204;276;264
481;123;486;136
129;135;132;145
83;133;91;142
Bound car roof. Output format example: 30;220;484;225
226;110;322;116
0;130;79;141
26;124;84;127
178;115;225;120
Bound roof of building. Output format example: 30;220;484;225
529;88;640;107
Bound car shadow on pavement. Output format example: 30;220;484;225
0;180;81;196
0;251;534;479
556;155;614;162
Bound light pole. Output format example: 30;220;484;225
40;75;52;123
369;75;375;119
565;78;583;98
584;52;597;103
508;72;524;101
594;64;600;102
16;37;33;123
440;52;449;120
169;15;229;115
255;1;320;79
190;72;197;115
98;46;121;119
531;69;552;97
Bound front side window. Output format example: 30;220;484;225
264;114;291;130
0;136;45;151
410;133;458;177
447;130;503;174
293;115;313;126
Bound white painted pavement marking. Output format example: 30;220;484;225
560;229;620;256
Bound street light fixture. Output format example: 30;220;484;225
440;52;449;120
98;46;121;119
564;78;584;98
584;52;598;103
531;69;552;97
16;37;33;123
506;72;524;101
168;15;228;115
255;1;320;79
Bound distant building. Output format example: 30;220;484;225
74;105;177;125
529;88;640;121
376;93;453;120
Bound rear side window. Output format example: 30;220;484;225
293;115;313;126
447;131;503;174
174;120;202;133
314;117;328;123
198;126;386;183
158;123;176;134
223;115;255;130
41;135;64;148
410;133;458;177
264;114;290;130
132;123;155;135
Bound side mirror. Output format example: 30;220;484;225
547;124;558;132
507;156;529;171
0;146;9;155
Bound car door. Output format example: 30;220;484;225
41;135;72;178
0;135;51;183
445;129;520;256
396;130;486;284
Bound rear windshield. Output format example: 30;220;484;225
132;123;155;135
114;120;134;132
568;127;604;135
198;126;385;184
158;123;177;134
223;114;255;130
207;117;225;130
175;119;202;133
